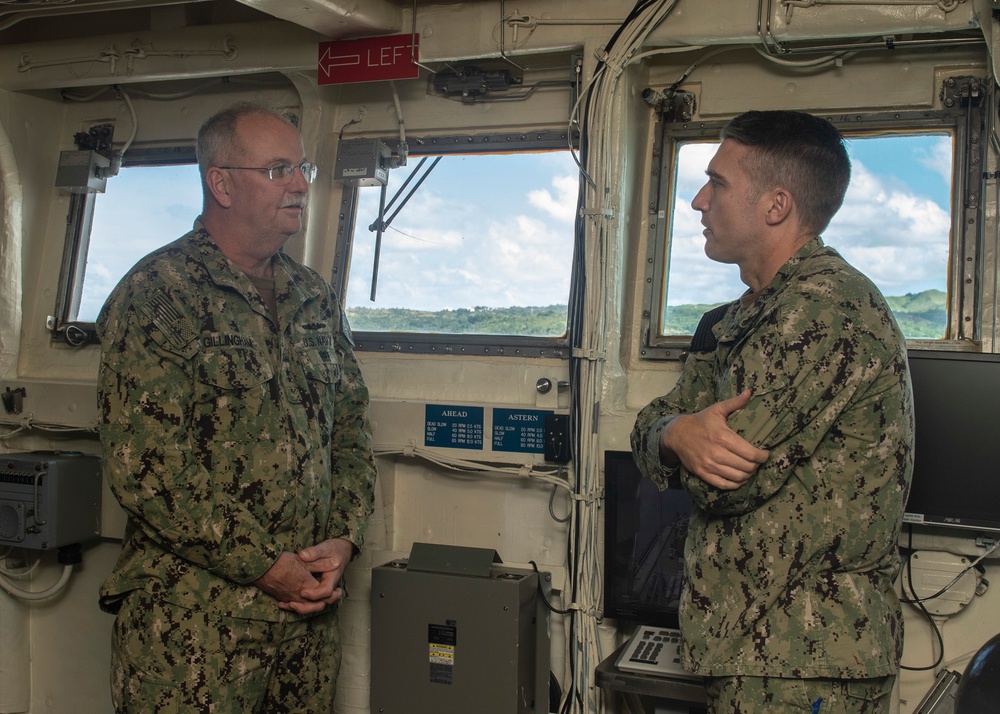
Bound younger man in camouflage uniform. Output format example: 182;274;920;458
631;111;913;712
97;102;376;713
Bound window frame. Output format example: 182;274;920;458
332;129;578;359
640;89;988;360
50;144;198;344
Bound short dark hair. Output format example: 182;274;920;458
720;110;851;235
195;101;298;182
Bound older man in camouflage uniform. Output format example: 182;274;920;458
631;111;913;713
97;102;376;713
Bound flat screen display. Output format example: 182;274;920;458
904;349;1000;533
603;450;692;627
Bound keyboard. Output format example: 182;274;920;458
615;625;702;680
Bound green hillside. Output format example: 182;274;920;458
885;289;947;338
346;304;568;336
346;289;948;340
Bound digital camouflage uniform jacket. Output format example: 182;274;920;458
631;237;913;679
97;221;376;622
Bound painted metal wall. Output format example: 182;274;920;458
0;2;997;712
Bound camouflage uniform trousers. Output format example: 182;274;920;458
111;590;341;714
704;674;895;713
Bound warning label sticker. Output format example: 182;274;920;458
428;622;457;685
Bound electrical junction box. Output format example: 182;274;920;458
334;138;390;186
0;452;102;550
371;543;550;714
54;150;109;193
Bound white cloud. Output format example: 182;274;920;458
666;145;951;304
348;154;576;311
77;165;204;321
676;143;718;188
917;135;954;185
349;138;951;314
528;174;579;223
825;159;950;293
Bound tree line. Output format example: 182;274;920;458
346;289;947;339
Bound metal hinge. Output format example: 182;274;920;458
940;76;985;109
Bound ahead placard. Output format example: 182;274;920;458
424;404;484;450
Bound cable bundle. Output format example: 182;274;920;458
563;3;682;712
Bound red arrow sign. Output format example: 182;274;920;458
318;33;419;85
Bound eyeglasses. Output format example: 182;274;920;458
218;162;318;184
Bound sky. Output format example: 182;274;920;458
665;133;951;306
78;164;203;322
77;132;952;323
345;150;577;312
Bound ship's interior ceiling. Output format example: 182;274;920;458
4;0;991;94
0;0;415;45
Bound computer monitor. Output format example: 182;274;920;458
903;349;1000;534
602;450;692;627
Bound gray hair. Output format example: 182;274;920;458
195;101;299;182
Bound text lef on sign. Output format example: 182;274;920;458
318;33;419;85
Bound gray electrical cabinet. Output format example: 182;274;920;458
371;543;550;714
334;138;390;186
54;150;110;193
0;452;102;549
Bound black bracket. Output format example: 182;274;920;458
73;123;115;156
2;386;26;414
648;89;696;123
940;76;985;109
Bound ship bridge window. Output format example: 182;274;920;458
51;148;200;343
333;131;576;358
641;104;988;359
